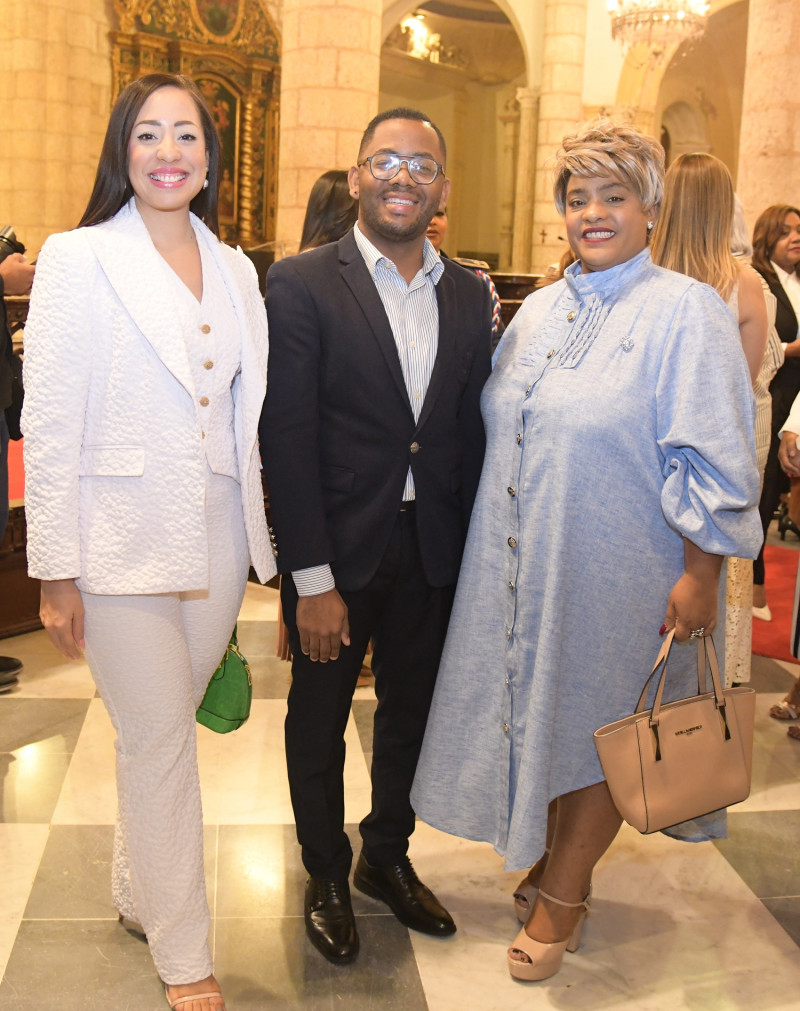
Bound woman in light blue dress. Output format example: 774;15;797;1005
410;120;762;982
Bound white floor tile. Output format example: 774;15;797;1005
51;699;117;825
0;825;49;977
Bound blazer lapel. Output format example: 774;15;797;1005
338;233;413;414
415;267;455;433
86;202;195;396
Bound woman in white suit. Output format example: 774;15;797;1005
21;73;274;1011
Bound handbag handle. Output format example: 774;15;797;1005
633;629;729;761
634;629;726;719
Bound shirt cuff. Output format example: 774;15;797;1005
292;564;336;597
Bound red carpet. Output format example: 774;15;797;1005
7;437;24;502
752;543;799;662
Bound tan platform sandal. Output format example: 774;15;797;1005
512;847;549;922
165;984;226;1010
507;889;591;982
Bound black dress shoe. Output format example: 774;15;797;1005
353;854;456;936
0;669;19;690
304;876;359;965
0;657;22;676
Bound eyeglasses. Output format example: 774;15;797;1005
358;153;443;185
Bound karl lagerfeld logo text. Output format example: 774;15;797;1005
675;725;702;737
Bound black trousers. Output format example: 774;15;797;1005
282;506;456;880
754;380;798;585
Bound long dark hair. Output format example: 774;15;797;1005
78;73;222;237
299;170;358;251
752;204;800;286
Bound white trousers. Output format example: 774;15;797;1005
82;470;250;983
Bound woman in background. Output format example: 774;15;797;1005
298;169;358;251
650;153;770;686
749;204;800;620
22;73;273;1010
411;120;761;983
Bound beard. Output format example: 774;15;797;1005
358;190;438;245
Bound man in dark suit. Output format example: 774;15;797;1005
259;108;492;965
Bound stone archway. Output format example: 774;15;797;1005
661;100;709;165
378;1;528;269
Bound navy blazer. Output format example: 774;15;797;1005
259;229;492;591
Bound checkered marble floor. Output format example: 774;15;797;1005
1;580;799;1010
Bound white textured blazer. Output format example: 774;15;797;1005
22;200;275;594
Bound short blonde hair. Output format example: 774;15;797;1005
553;118;664;215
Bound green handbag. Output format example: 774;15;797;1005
196;626;252;733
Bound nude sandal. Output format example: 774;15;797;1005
512;847;549;922
165;986;226;1010
769;699;800;721
507;889;591;982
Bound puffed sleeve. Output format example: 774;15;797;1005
656;281;763;558
21;230;96;580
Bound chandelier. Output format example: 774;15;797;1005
607;0;709;55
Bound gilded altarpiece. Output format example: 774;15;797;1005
111;0;280;245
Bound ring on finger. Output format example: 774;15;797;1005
689;627;706;639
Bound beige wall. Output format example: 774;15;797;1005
0;0;780;273
0;0;112;255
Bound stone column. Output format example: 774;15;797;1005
530;0;588;274
511;88;539;273
0;0;113;254
498;104;520;271
737;0;800;223
276;0;382;256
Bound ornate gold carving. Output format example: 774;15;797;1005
114;0;278;60
111;0;280;245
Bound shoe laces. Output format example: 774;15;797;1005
391;856;421;889
310;877;349;902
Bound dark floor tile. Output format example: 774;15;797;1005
762;896;800;946
214;913;427;1010
25;824;218;920
714;810;800;904
0;920;165;1010
25;825;115;919
750;654;799;694
352;700;376;762
0;698;89;753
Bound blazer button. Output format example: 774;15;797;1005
508;537;517;547
203;360;214;370
199;396;210;407
507;486;516;497
200;324;211;334
410;442;420;454
567;311;576;321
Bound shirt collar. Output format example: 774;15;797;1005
771;260;800;287
353;222;444;285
